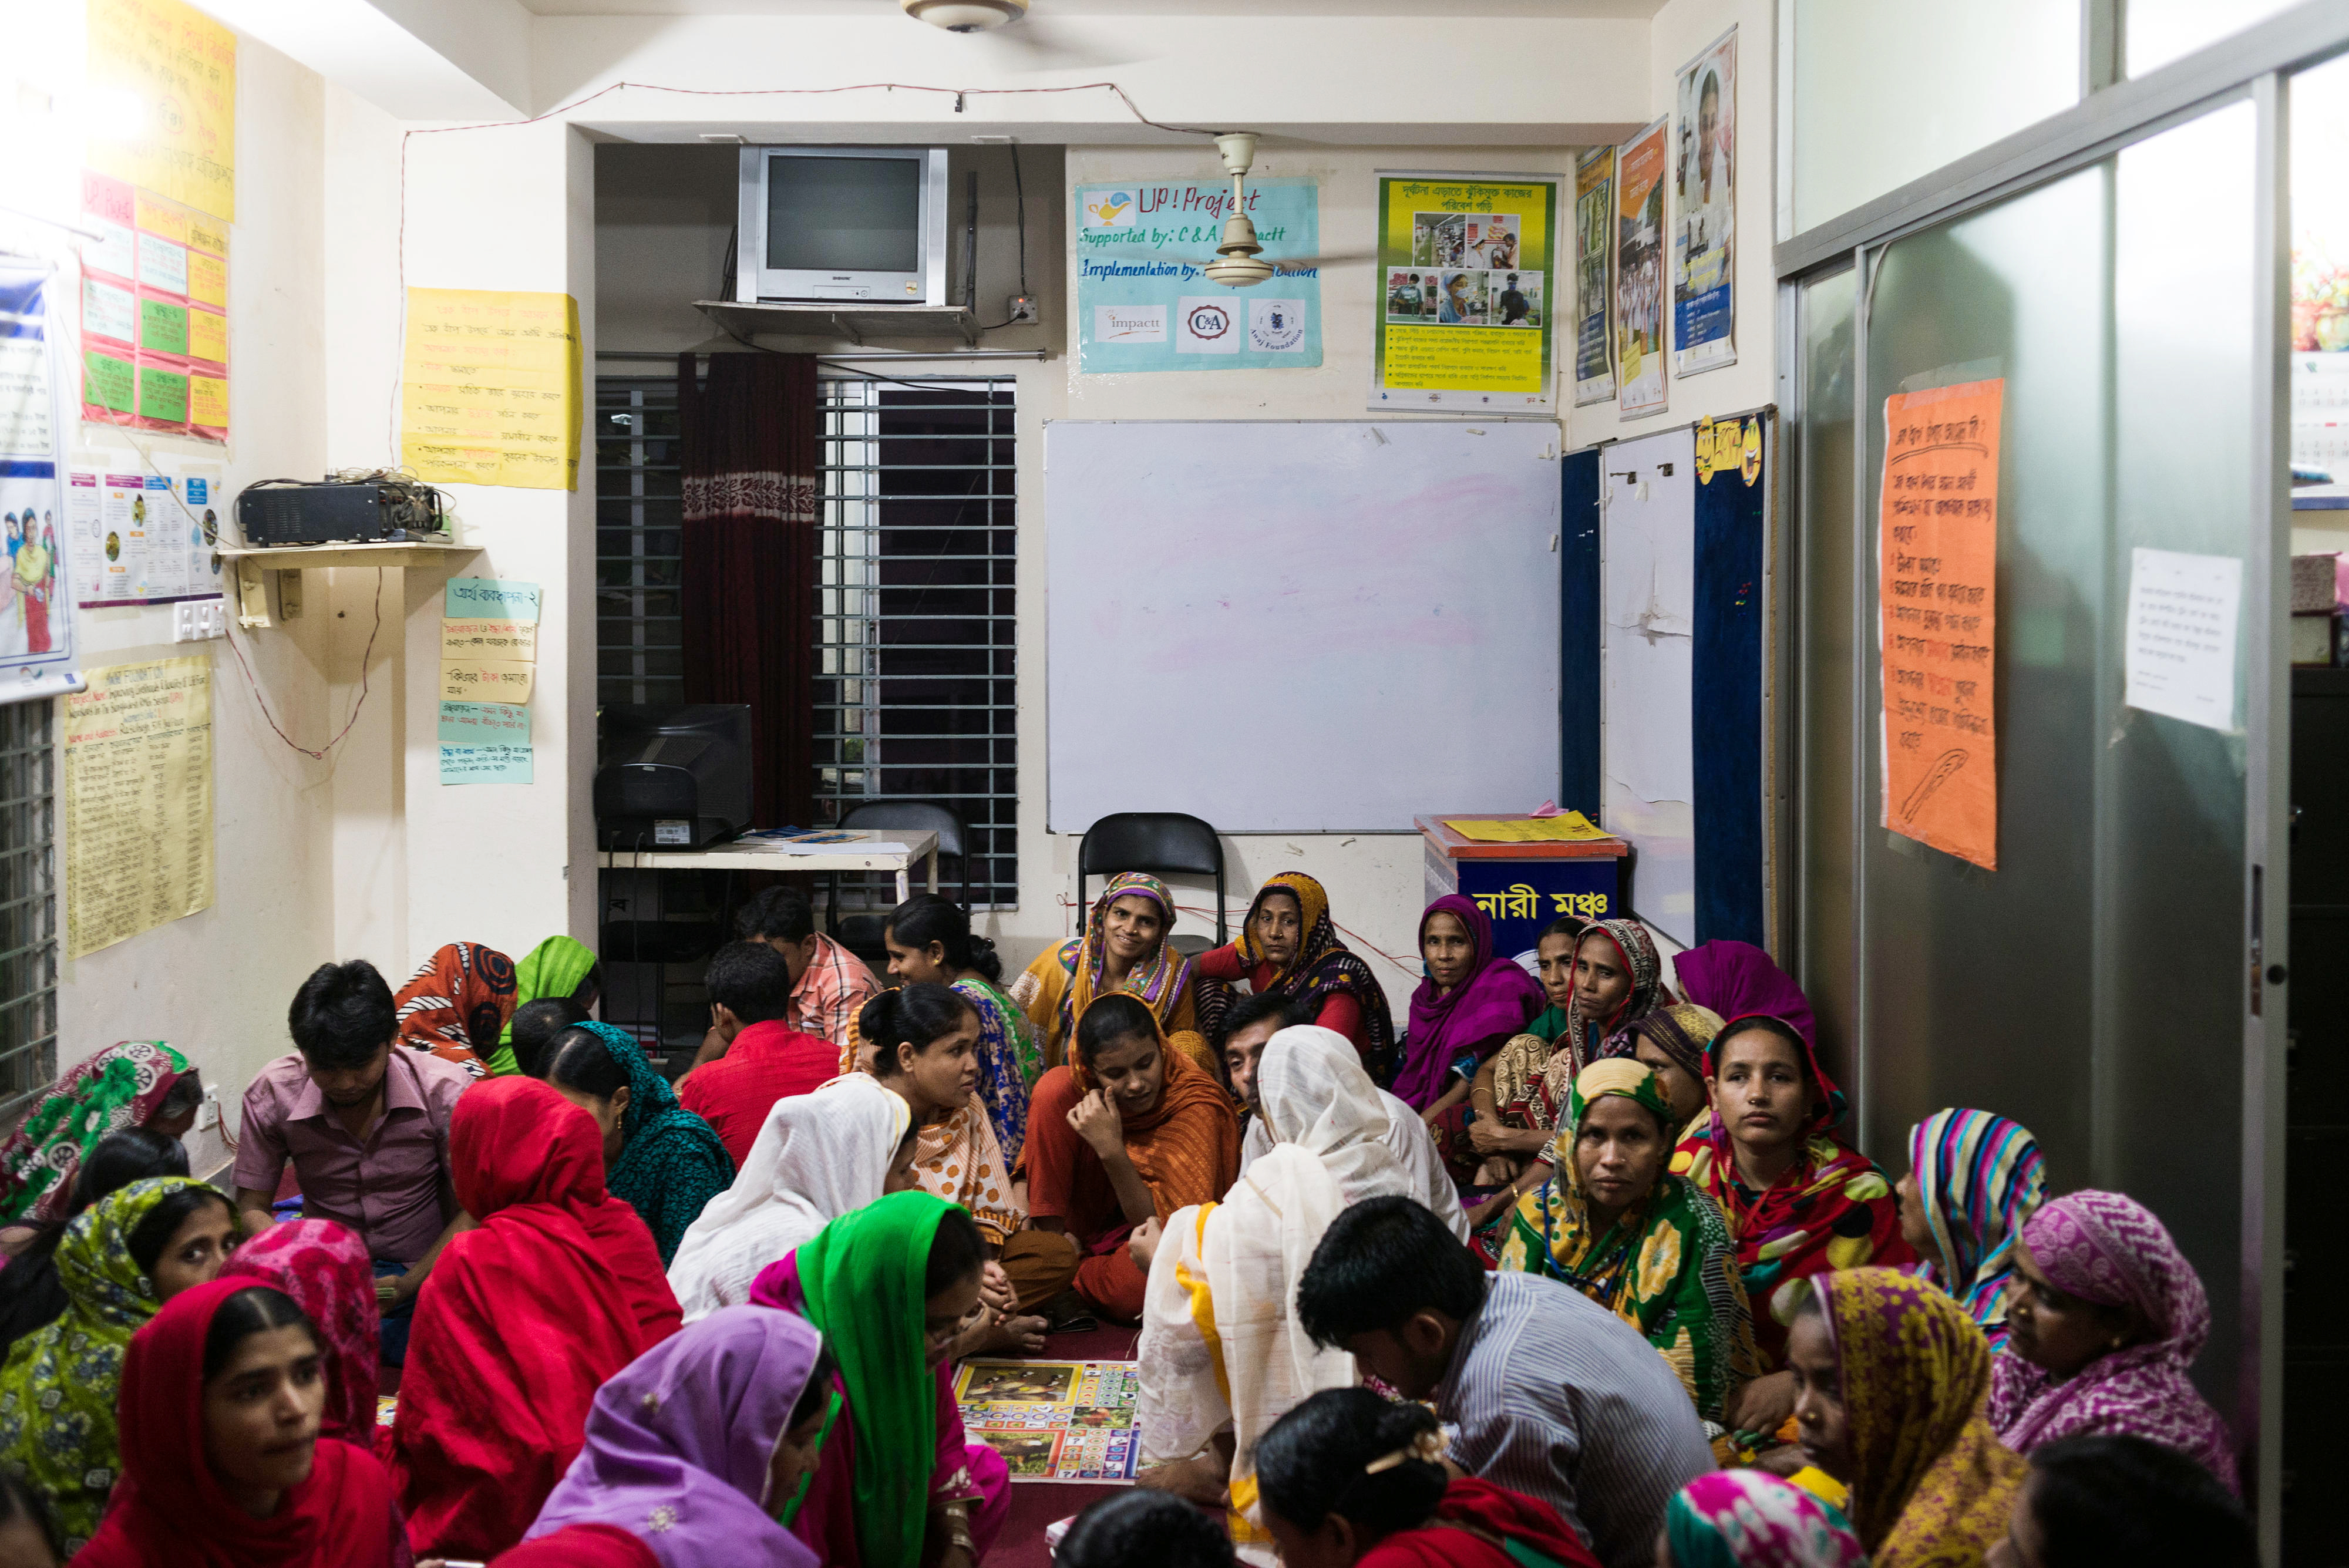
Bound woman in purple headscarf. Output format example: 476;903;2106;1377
1670;938;1817;1047
1989;1189;2239;1493
520;1304;837;1566
1395;895;1546;1116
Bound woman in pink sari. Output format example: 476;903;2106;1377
1395;896;1544;1117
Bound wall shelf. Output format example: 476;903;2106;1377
693;299;980;348
216;540;481;628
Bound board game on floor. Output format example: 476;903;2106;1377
955;1359;1141;1483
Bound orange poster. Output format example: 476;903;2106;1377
1880;378;2001;869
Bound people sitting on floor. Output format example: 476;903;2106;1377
1900;1108;2045;1353
884;894;1042;1162
1394;896;1544;1119
0;1041;201;1224
1607;1004;1721;1133
532;1022;735;1267
1059;1489;1240;1568
1015;873;1214;1072
218;1218;379;1446
1192;872;1396;1072
1658;1470;1867;1568
495;936;602;1076
393;941;517;1076
720;886;881;1056
678;938;840;1167
0;1126;189;1359
1295;1194;1714;1568
507;994;591;1079
1987;1434;2256;1568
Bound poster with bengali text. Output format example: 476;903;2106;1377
1880;379;2003;870
85;0;236;221
1073;178;1322;372
0;264;76;695
1614;119;1670;419
1371;172;1559;412
79;173;228;443
65;451;225;608
1672;28;1736;377
401;291;581;490
1571;147;1617;406
65;656;214;958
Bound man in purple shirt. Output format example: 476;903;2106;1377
234;958;472;1362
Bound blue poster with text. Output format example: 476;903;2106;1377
1073;177;1322;374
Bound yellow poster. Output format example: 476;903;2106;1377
1372;171;1560;412
86;0;237;222
64;657;215;960
401;290;583;491
437;659;536;704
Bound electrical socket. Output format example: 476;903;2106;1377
173;601;227;642
1007;294;1038;326
194;1088;221;1132
171;602;197;642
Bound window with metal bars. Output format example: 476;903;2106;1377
594;370;1019;907
0;701;58;1123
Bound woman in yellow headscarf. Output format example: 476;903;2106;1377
1011;873;1209;1072
1192;872;1396;1074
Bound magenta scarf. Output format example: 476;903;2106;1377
1987;1190;2239;1493
1394;896;1545;1109
1671;940;1817;1047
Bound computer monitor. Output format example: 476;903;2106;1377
594;704;753;851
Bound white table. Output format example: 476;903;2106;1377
595;829;941;903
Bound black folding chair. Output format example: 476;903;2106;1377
1073;812;1226;955
827;800;970;967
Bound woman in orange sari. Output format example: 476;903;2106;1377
1014;873;1211;1072
1018;992;1240;1323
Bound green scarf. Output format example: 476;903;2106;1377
489;935;600;1074
796;1191;952;1568
0;1176;213;1552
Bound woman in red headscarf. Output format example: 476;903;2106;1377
386;1076;681;1560
76;1277;408;1568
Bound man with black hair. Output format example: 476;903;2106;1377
698;886;880;1065
233;958;472;1363
678;940;845;1166
1294;1196;1710;1568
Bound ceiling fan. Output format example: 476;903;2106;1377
1166;133;1379;289
899;0;1138;67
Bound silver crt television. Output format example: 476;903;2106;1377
735;146;950;305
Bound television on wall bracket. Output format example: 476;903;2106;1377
735;145;951;307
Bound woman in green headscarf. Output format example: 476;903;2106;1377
0;1176;239;1552
1496;1058;1757;1426
748;1191;1006;1568
489;936;601;1075
536;1021;733;1266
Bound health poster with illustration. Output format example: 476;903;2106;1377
1571;147;1617;406
1880;378;2002;872
1073;178;1322;372
64;453;225;608
0;264;76;687
1372;173;1560;412
1614;119;1670;419
1672;26;1738;377
956;1360;1140;1483
79;173;229;442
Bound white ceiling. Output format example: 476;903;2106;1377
517;0;1663;15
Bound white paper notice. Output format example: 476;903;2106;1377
2124;547;2243;732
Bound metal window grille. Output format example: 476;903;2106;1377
0;701;58;1123
593;370;1018;907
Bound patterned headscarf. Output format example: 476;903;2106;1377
1816;1267;2025;1565
0;1176;219;1553
1987;1192;2238;1492
1606;1001;1727;1084
1057;874;1196;1044
571;1022;736;1267
395;943;518;1076
0;1042;193;1223
221;1219;380;1444
1563;918;1663;1059
1226;873;1397;1066
1665;1471;1868;1568
1905;1109;2044;1351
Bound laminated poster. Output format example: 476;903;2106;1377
1371;171;1560;412
1614;119;1670;419
1571;147;1617;406
955;1360;1140;1483
0;265;78;693
1672;27;1737;378
401;290;582;490
438;578;539;783
1073;177;1323;372
65;657;215;959
79;173;229;443
1879;379;2003;871
85;0;237;221
64;452;225;608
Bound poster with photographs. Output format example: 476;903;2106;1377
1614;118;1670;420
1372;173;1559;412
1571;147;1617;405
1672;26;1737;377
0;264;78;692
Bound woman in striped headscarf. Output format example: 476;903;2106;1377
1191;872;1396;1073
1013;872;1212;1072
1898;1108;2045;1351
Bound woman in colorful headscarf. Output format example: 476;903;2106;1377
0;1042;201;1223
537;1021;735;1266
219;1218;379;1446
1608;1003;1725;1132
1674;1015;1911;1439
883;893;1041;1161
1136;1025;1465;1544
1019;993;1241;1323
1495;1059;1754;1425
1988;1190;2237;1492
523;1305;837;1568
1785;1268;2025;1568
1899;1109;2045;1353
0;1176;237;1552
393;941;518;1076
1012;873;1210;1072
1671;940;1817;1049
1192;872;1397;1072
388;1076;682;1559
1660;1471;1867;1568
490;936;601;1075
748;1191;1008;1568
1394;896;1546;1116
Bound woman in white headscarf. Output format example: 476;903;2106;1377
664;1073;913;1321
1134;1026;1465;1559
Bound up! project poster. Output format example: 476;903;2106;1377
1880;379;2003;871
1372;171;1560;412
1614;120;1670;419
1674;28;1738;378
1073;178;1323;372
1571;149;1616;406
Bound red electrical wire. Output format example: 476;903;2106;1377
218;568;385;763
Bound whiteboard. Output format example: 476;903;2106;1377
1600;428;1697;945
1046;420;1561;833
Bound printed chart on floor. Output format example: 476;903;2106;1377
956;1360;1140;1483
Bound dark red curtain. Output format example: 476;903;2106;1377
677;351;819;829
